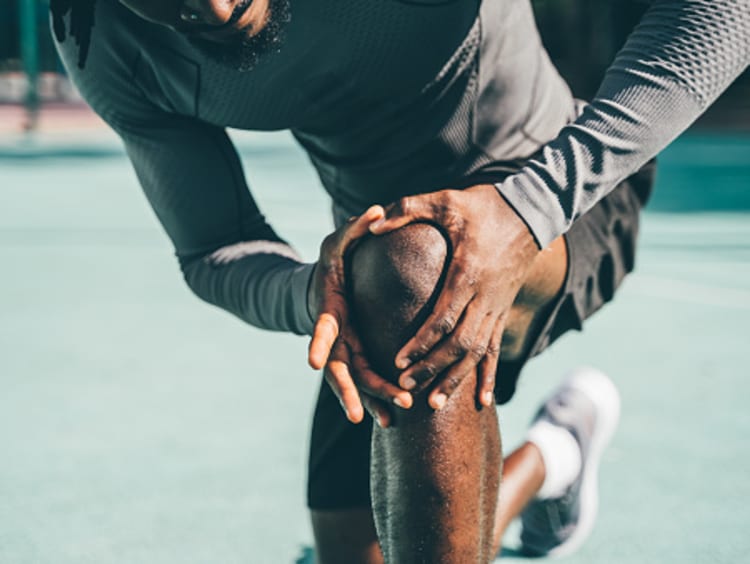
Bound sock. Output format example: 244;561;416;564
526;420;582;499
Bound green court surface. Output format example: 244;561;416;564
1;132;748;563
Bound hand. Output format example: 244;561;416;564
308;207;414;428
369;184;540;410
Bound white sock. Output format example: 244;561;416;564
526;420;582;500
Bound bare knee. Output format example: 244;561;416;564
348;224;502;563
348;222;449;384
348;225;568;370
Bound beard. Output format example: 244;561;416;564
189;0;291;72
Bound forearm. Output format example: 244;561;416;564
181;246;315;335
497;0;749;248
116;115;316;335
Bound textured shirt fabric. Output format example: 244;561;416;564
497;0;750;247
55;0;749;336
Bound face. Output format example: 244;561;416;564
118;0;291;71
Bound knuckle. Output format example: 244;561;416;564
417;363;439;381
441;190;459;209
485;340;501;356
451;333;473;357
409;341;432;360
397;196;412;216
447;210;465;231
469;343;487;362
434;315;457;336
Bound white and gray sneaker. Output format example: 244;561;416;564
520;367;621;557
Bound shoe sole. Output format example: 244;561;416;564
547;366;621;558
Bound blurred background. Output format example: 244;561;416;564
1;2;749;564
1;0;748;133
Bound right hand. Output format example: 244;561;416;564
308;206;414;428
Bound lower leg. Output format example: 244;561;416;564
492;442;546;553
310;440;547;563
371;376;502;563
491;236;569;551
311;508;383;564
312;228;569;562
349;223;502;562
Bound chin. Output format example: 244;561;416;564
190;0;291;72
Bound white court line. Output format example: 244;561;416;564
626;274;750;310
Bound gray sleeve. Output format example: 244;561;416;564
496;0;750;248
120;118;316;336
54;25;315;336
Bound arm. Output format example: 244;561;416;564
366;0;749;404
498;0;750;248
121;116;315;335
55;13;412;419
54;20;314;336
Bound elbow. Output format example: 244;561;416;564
179;253;214;305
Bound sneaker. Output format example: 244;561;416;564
520;367;621;557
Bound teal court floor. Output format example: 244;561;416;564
1;131;748;563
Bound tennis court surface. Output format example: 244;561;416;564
1;131;748;563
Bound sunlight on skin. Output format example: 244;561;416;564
118;0;271;39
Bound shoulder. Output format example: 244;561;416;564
54;0;143;116
54;0;190;126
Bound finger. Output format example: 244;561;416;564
427;310;496;410
308;312;340;370
397;298;485;390
354;357;414;410
346;330;414;409
339;205;385;249
369;193;443;235
477;316;504;408
394;259;478;369
345;328;406;428
324;358;365;423
361;394;393;429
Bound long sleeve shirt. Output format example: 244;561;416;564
55;0;749;336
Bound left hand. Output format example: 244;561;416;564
369;184;540;410
308;207;413;428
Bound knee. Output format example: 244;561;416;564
348;223;449;383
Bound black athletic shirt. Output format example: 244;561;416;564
55;0;749;335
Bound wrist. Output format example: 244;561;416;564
470;183;541;257
307;261;321;322
490;182;544;252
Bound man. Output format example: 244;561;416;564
51;0;748;562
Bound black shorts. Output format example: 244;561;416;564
307;160;656;510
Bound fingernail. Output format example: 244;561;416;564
483;391;494;406
393;396;410;409
369;218;384;232
395;357;411;370
401;376;417;390
432;393;447;410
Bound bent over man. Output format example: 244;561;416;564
52;0;749;561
